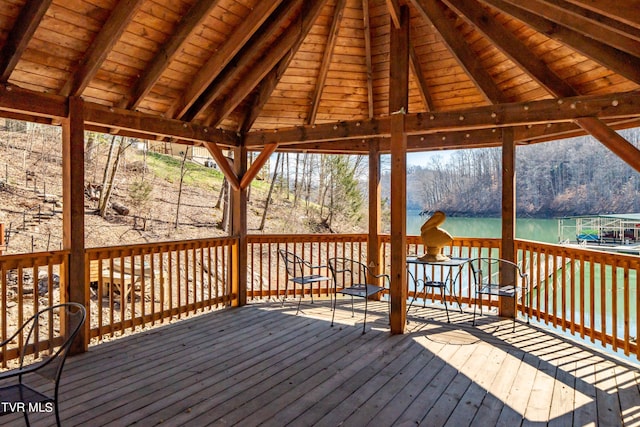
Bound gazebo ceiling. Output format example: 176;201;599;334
0;0;640;151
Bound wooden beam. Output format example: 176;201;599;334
386;0;402;29
280;118;640;153
123;0;224;109
62;96;87;354
548;0;640;43
307;0;346;125
245;90;640;146
205;0;328;127
389;5;409;335
505;0;640;56
83;103;238;146
0;0;52;82
575;117;640;174
445;0;576;98
202;142;241;191
237;0;331;132
239;143;278;189
0;84;67;118
59;0;144;97
410;0;507;104
409;44;434;111
363;0;375;118
563;0;640;29
177;0;300;121
449;0;640;176
479;0;640;85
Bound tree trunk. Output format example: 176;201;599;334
259;152;281;231
100;136;128;217
99;134;117;212
174;149;188;229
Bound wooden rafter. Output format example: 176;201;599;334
237;60;287;133
244;90;640;146
563;0;640;29
363;0;374;119
386;0;402;29
445;0;640;173
535;0;640;43
59;0;144;97
236;0;333;132
409;44;434;111
444;0;576;97
307;0;346;125
0;0;52;82
410;0;507;104
122;0;224;110
204;0;328;127
498;0;640;57
479;0;640;85
177;0;297;122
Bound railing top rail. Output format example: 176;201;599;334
86;236;239;259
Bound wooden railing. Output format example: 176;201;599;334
85;237;237;342
517;239;639;359
0;234;637;362
0;250;67;366
246;234;368;300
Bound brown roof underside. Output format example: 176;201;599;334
0;0;639;153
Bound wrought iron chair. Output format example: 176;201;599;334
278;249;331;314
468;257;529;331
328;257;389;334
0;302;86;427
406;267;462;323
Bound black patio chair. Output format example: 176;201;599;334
328;257;389;334
406;267;462;323
0;302;86;427
278;249;331;314
468;257;529;331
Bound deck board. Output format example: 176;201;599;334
1;300;638;426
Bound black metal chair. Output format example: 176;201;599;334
468;257;529;331
328;257;389;334
0;302;86;427
406;267;462;323
278;249;331;314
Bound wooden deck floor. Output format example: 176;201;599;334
3;300;639;426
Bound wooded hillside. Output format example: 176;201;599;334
400;128;640;217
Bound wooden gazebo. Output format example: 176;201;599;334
1;0;640;344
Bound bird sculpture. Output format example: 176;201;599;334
418;211;453;262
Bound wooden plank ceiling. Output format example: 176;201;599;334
0;0;639;153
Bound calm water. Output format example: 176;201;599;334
406;211;559;243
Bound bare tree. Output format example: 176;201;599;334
174;149;189;228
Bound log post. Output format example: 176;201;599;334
389;5;409;334
501;127;516;318
368;140;381;285
230;142;248;306
62;96;88;353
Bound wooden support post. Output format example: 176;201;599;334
501;127;516;318
62;96;87;353
230;143;247;306
389;5;409;334
368;140;381;284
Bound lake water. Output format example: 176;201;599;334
406;211;559;243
